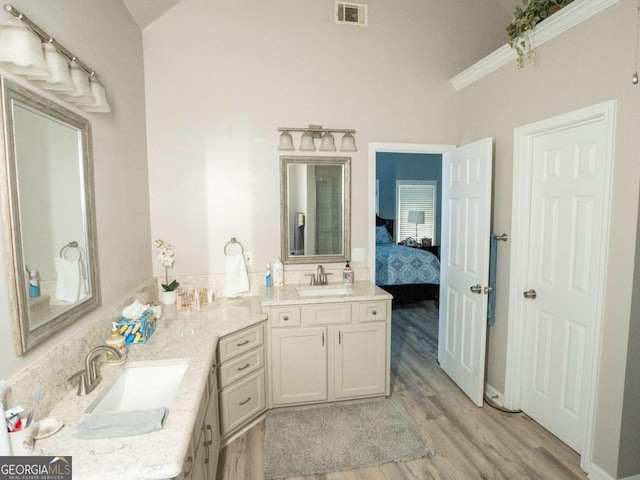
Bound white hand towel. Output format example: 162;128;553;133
55;257;84;302
225;253;250;298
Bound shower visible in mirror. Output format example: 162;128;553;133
0;77;100;355
280;156;351;265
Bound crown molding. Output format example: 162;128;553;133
450;0;620;91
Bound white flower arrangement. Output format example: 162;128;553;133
155;239;179;291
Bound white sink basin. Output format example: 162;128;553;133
90;363;188;413
297;286;351;297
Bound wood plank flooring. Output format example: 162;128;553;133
216;301;588;480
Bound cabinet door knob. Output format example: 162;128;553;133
372;310;377;315
239;396;252;406
283;315;289;321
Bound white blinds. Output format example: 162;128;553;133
396;181;437;241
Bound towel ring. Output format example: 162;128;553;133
60;241;85;261
224;237;245;256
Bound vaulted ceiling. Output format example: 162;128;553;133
121;0;520;30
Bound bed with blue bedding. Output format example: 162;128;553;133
375;216;440;305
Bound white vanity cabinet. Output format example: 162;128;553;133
216;322;267;442
176;363;220;480
267;297;391;407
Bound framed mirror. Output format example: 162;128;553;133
0;77;100;355
280;156;351;264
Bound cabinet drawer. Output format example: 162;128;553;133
219;369;266;435
302;303;351;325
218;345;264;388
359;301;388;322
218;323;264;363
270;306;301;327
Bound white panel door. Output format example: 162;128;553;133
439;138;493;407
522;120;606;452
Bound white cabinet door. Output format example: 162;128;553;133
334;323;386;399
204;368;220;478
271;327;327;405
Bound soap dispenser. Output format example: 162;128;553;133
105;322;127;365
343;260;354;285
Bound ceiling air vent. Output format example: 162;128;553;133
335;2;368;26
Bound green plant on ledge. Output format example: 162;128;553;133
507;0;574;68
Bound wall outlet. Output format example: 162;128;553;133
245;252;253;266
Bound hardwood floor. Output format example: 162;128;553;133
217;301;588;480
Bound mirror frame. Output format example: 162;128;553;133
280;155;351;265
0;77;100;355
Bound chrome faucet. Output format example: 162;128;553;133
305;265;332;286
68;345;122;396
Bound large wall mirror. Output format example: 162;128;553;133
0;77;100;355
280;156;351;264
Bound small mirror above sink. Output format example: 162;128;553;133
296;286;351;298
89;363;188;414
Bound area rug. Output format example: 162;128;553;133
264;398;435;479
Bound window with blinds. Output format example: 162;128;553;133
396;181;437;241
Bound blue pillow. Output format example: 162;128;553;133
375;226;393;244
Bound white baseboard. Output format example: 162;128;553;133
484;383;504;407
586;462;616;480
619;474;640;480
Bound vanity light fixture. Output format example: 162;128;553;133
0;17;49;77
278;130;295;150
0;4;111;113
319;132;336;151
27;43;73;92
277;125;357;152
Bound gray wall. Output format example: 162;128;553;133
376;152;442;245
618;189;640;478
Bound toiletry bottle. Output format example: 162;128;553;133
273;258;284;286
105;322;127;365
29;270;40;297
265;263;273;287
343;260;354;285
0;384;11;455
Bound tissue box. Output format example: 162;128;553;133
117;309;156;344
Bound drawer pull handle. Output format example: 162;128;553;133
237;363;251;371
372;310;377;315
183;456;193;476
236;339;250;347
339;331;342;345
205;424;214;446
239;396;252;406
322;332;325;346
283;315;289;321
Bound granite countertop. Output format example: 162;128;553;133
33;295;266;480
260;281;392;306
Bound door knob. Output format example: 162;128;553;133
523;289;537;299
470;284;482;294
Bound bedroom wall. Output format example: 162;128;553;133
0;0;150;380
142;0;511;279
376;152;442;245
455;1;640;476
